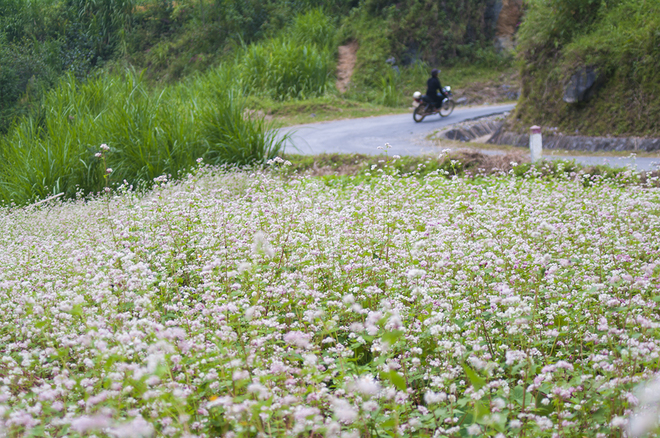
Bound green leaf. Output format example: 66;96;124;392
388;370;406;391
474;400;491;422
511;385;525;405
463;364;485;390
382;330;403;345
380;416;396;428
70;304;83;317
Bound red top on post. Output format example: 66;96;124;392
530;125;542;134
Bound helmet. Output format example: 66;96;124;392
431;68;439;76
413;91;422;99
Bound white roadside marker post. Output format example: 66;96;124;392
530;125;542;164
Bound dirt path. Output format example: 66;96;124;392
336;42;358;93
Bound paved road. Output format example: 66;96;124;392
280;104;516;156
280;104;660;171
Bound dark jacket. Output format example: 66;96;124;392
426;76;446;102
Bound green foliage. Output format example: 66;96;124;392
240;12;336;101
515;0;660;136
66;0;136;58
0;70;286;204
0;35;61;132
241;39;332;100
125;1;344;82
0;0;514;133
341;0;511;97
377;68;402;107
0;0;137;132
288;8;337;50
517;0;604;59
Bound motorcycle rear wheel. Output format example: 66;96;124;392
413;105;428;123
440;100;455;117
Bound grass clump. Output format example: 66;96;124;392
0;70;286;205
240;9;337;101
241;39;332;101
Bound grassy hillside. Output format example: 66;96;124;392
513;0;660;137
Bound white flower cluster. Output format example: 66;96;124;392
0;168;658;437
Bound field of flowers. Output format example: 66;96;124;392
1;164;660;437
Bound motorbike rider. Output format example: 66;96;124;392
426;68;448;110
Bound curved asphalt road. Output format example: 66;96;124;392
280;104;516;157
280;104;660;171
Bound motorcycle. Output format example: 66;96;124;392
412;87;455;122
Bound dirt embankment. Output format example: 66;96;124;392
336;42;358;94
494;0;523;51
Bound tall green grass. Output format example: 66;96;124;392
0;8;339;204
240;9;337;100
377;68;403;107
241;40;333;100
0;69;286;204
288;8;337;51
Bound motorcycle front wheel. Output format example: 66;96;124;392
440;100;455;117
413;105;428;123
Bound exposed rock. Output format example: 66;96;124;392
494;0;523;52
434;115;507;142
456;97;468;105
494;36;515;53
563;67;599;103
443;120;502;142
435;116;660;153
448;70;520;105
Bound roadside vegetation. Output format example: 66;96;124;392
1;163;659;437
279;151;660;187
0;70;289;204
0;1;515;204
513;0;660;137
0;0;511;132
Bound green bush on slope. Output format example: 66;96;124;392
514;0;660;136
0;0;137;133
